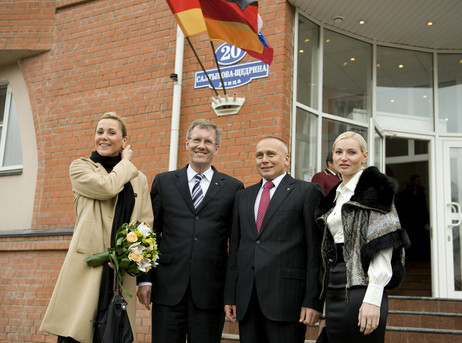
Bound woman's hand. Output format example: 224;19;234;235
121;144;132;161
358;302;380;335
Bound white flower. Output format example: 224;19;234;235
137;260;152;272
153;254;159;265
137;222;152;238
128;242;146;255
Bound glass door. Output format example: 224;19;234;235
441;140;462;298
370;118;385;171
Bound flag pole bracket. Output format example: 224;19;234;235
211;94;245;116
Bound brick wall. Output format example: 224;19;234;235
0;235;70;343
0;0;55;51
0;0;294;341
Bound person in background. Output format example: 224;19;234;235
312;153;342;195
394;174;430;261
40;112;154;343
137;119;243;343
315;131;409;343
224;136;324;343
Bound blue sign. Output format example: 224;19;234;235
215;43;246;65
194;61;269;90
194;43;269;90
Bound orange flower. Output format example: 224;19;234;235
128;251;143;263
127;231;138;243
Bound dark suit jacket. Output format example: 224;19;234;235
224;174;324;322
138;165;243;310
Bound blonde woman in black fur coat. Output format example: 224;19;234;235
315;132;410;343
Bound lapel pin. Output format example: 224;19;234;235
215;182;219;185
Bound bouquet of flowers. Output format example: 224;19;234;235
85;221;159;294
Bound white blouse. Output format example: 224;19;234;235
326;170;393;307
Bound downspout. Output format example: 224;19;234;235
168;26;185;171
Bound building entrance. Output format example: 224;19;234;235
439;140;462;299
385;136;431;296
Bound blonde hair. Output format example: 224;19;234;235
333;131;368;155
99;112;128;137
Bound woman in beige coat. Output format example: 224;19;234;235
40;112;154;343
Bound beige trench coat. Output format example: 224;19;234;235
40;157;154;343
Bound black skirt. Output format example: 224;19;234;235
325;245;388;343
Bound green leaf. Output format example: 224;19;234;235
84;250;111;267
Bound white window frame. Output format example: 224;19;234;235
0;83;23;175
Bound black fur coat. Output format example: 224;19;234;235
316;166;410;298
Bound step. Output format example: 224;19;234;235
385;329;462;343
389;295;462;313
223;321;321;341
223;326;462;343
222;333;317;343
221;296;462;342
387;309;462;330
222;326;462;343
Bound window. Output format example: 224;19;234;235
294;108;318;181
376;46;433;131
437;54;462;133
0;84;23;174
297;17;320;109
323;30;372;122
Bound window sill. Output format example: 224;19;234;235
0;167;23;176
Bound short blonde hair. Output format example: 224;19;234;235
99;112;128;137
333;131;368;155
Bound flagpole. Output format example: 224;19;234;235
210;41;227;96
185;36;219;97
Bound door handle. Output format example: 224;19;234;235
448;202;462;227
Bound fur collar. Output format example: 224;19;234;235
315;166;396;217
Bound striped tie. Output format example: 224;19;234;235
191;174;204;209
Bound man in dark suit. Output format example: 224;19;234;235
311;153;342;195
224;136;324;343
137;119;243;343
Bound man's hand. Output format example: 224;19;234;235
224;304;237;322
136;285;152;310
299;307;321;326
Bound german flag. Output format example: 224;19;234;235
198;0;273;64
166;0;207;37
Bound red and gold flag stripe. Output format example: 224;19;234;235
199;0;262;53
166;0;207;37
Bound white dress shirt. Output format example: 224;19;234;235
327;170;392;307
254;173;286;221
187;165;214;196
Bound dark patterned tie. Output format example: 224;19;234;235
256;181;274;232
191;174;204;209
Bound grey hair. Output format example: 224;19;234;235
186;119;222;145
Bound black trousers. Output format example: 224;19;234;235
152;284;224;343
238;284;306;343
325;246;388;343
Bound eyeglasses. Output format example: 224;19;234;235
188;138;217;147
